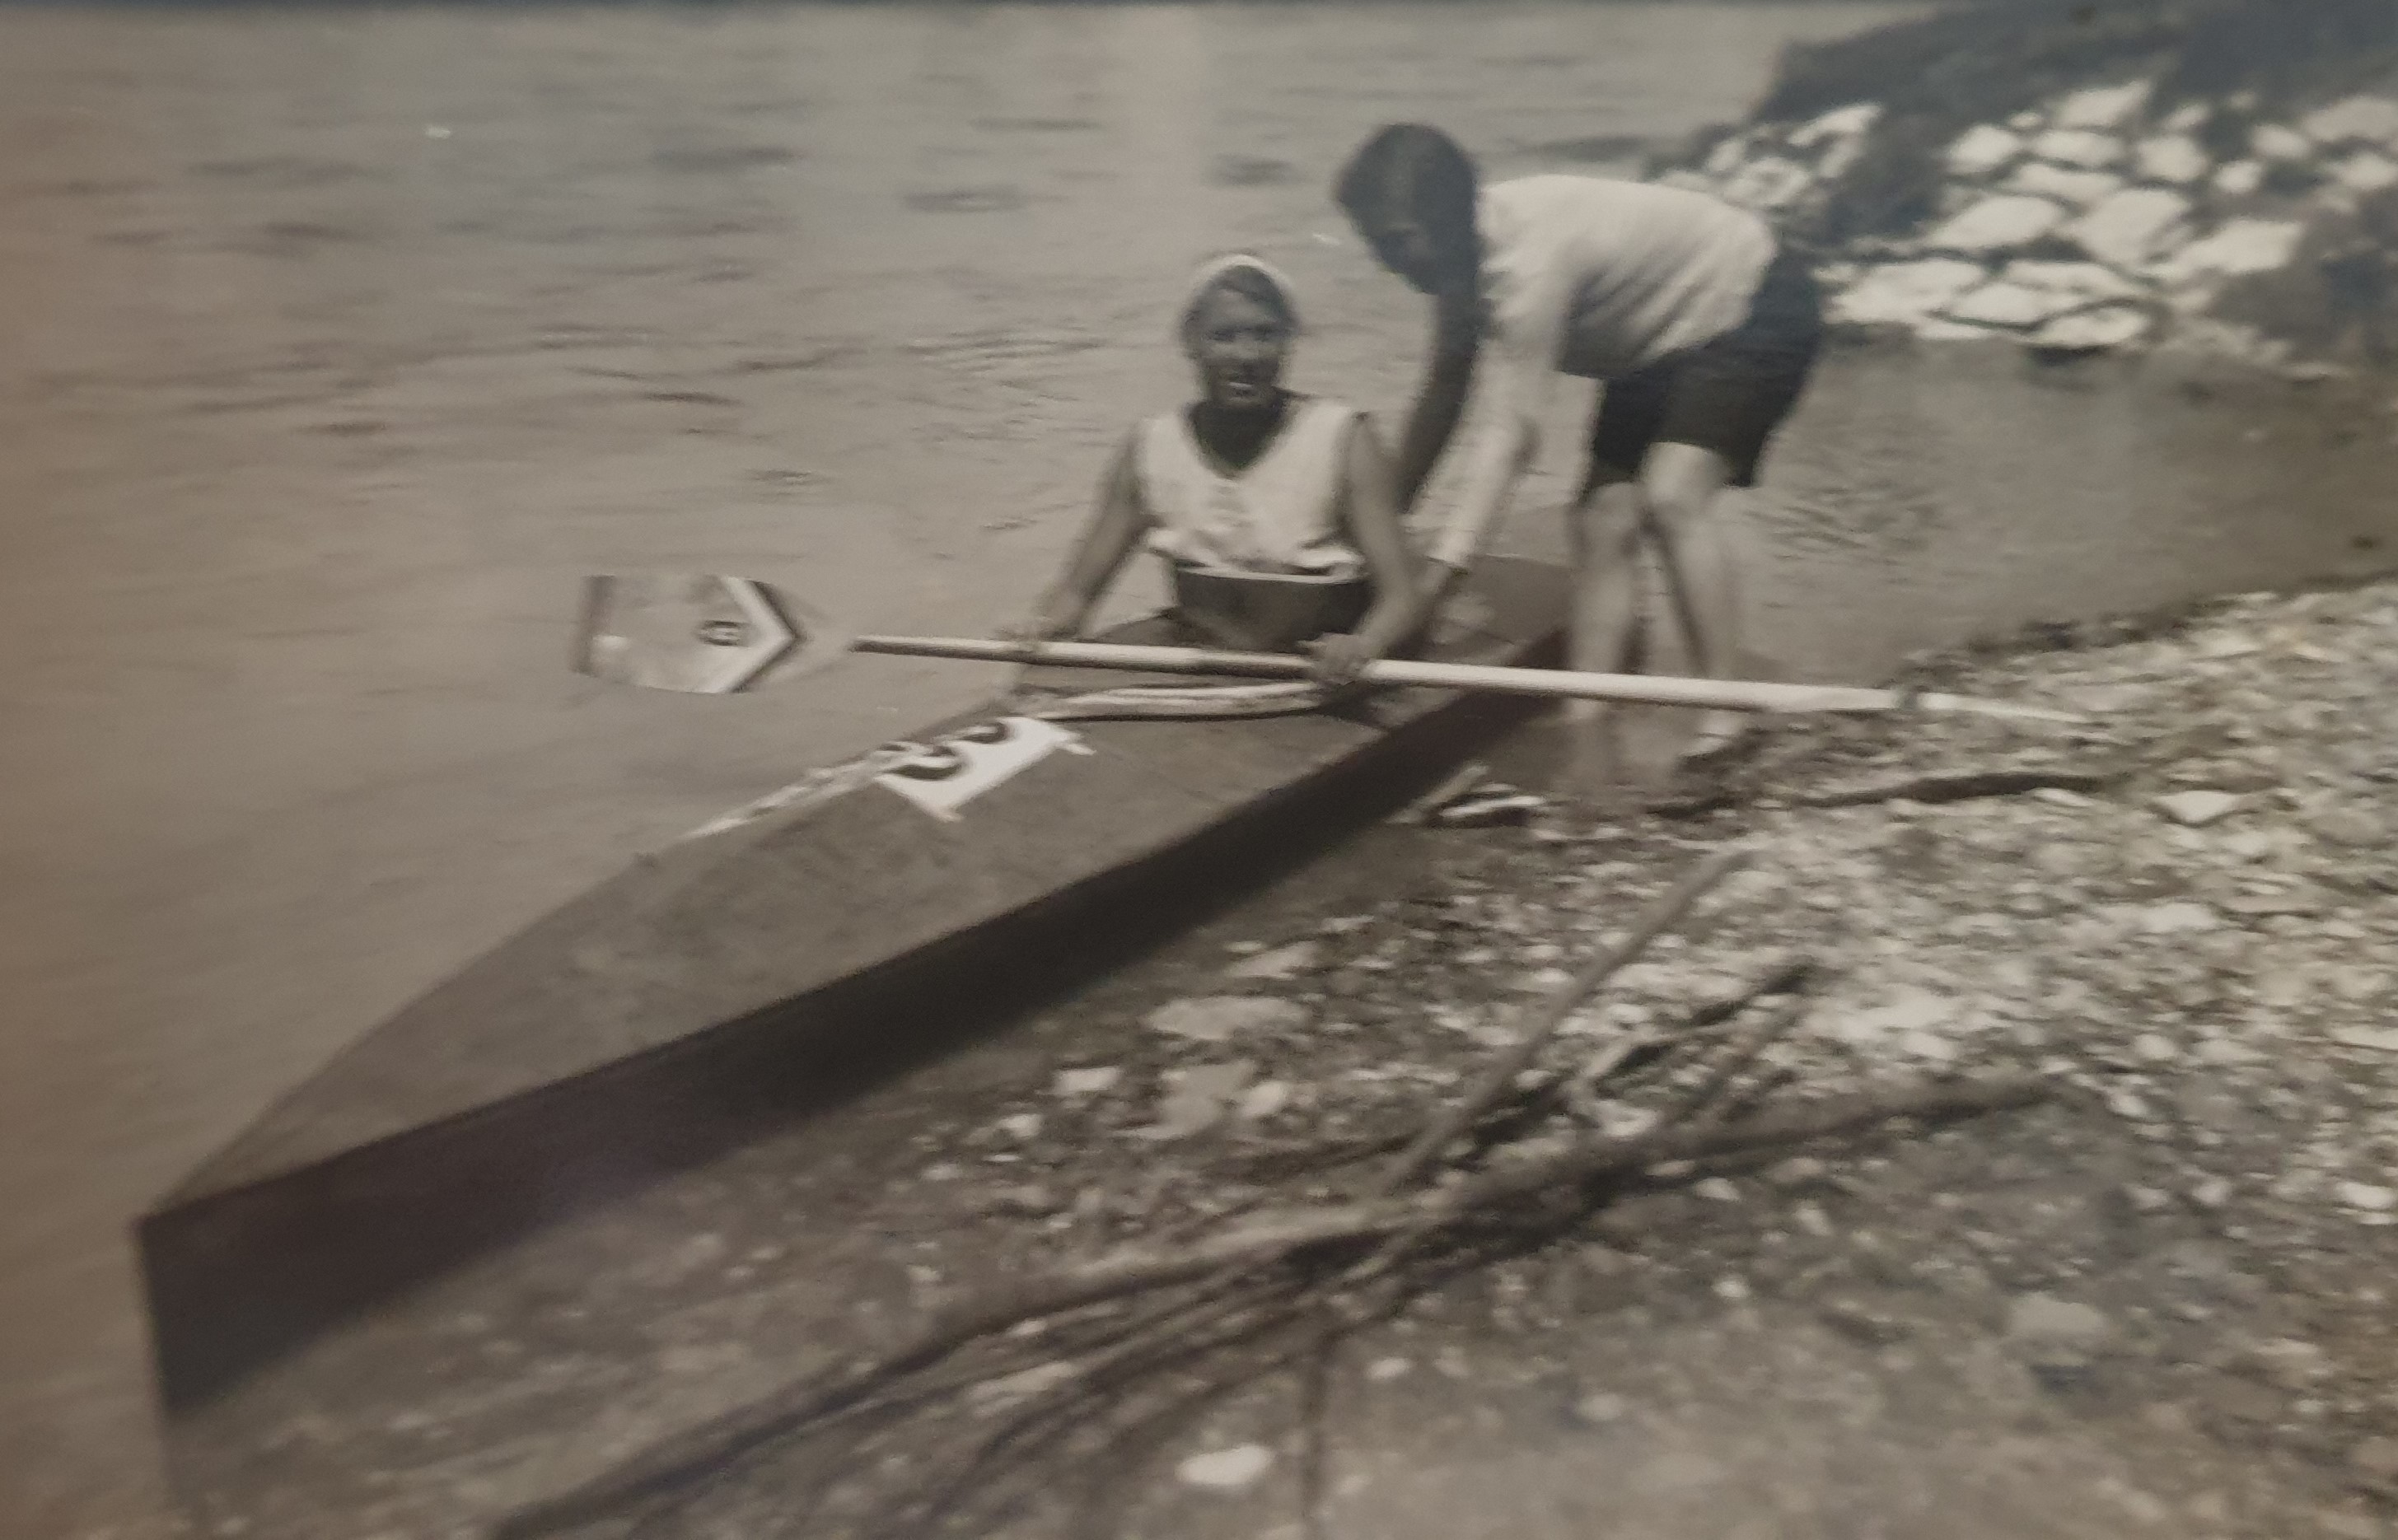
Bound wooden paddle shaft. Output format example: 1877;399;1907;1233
849;635;2075;722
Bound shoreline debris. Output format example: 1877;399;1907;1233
489;847;2051;1540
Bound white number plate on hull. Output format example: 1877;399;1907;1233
871;716;1093;822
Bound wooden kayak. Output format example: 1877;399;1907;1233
138;556;1568;1411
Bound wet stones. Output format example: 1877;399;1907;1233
2004;1293;2116;1377
2302;96;2398;150
1924;195;2069;256
1947;280;2082;329
2331;151;2398;194
2054;81;2155;133
1947;124;2024;179
1649;69;2398;366
2155;218;2307;284
2248;1337;2334;1392
1176;1444;1275;1491
2252;124;2316;164
2045;303;2153;350
1053;1065;1123;1099
1829;259;1988;326
2068;188;2194;269
2005;161;2127;208
1147;996;1307;1043
2134;134;2213;186
1226;940;1321;981
1792;101;1886;147
2213;159;2268;198
2155;791;2242;828
2003;259;2146;305
2032;128;2129;171
1662;98;1883;227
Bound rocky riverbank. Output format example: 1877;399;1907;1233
1650;0;2398;369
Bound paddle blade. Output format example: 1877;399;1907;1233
576;573;832;694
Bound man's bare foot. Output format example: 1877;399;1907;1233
1551;716;1651;814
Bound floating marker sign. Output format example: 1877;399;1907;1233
577;573;802;694
872;716;1092;822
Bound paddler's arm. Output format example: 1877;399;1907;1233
1011;435;1147;642
1306;416;1421;687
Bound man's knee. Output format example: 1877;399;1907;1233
1639;483;1709;544
1637;443;1732;540
1569;480;1644;562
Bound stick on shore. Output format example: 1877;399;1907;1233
491;1071;2048;1540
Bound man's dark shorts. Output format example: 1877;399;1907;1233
1580;245;1825;496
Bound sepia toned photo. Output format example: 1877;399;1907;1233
4;1;2397;1537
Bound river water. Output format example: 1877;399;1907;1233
8;4;2398;1535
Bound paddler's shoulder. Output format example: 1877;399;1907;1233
1280;390;1363;419
1278;391;1371;446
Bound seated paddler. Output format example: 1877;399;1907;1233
1008;253;1421;687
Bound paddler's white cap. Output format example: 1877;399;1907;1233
1176;252;1302;340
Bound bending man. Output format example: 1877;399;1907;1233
1335;123;1823;787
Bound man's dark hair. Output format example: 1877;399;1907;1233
1333;124;1479;236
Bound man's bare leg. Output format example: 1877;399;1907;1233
1557;476;1647;804
1638;441;1749;759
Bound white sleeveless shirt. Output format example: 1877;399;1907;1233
1134;395;1367;581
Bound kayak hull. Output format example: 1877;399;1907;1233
138;557;1568;1411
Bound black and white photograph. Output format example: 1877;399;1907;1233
5;1;2398;1537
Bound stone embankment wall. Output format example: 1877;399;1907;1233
1659;77;2398;371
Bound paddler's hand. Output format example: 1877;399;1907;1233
1304;632;1377;689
